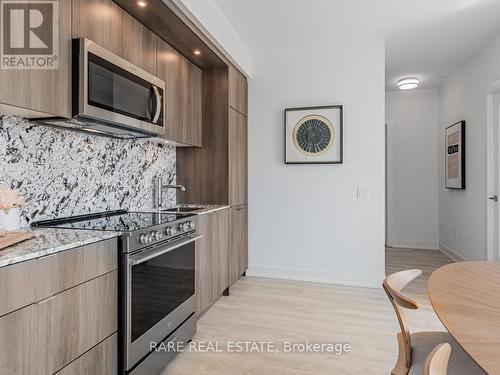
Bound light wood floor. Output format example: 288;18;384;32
163;248;453;375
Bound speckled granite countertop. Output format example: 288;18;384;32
0;228;120;268
0;205;230;269
134;204;230;215
179;204;230;215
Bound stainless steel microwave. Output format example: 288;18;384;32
40;38;165;139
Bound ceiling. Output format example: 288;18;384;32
212;0;500;90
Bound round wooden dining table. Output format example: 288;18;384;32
428;262;500;374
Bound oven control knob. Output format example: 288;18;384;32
181;222;190;231
188;221;195;229
139;233;148;244
165;227;172;236
152;231;162;241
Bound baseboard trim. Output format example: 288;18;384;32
246;265;383;289
387;239;439;250
439;242;468;262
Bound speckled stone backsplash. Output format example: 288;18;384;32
0;116;176;225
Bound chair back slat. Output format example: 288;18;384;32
424;343;451;375
383;269;421;309
382;269;422;372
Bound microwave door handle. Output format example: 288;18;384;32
129;235;202;266
152;86;162;124
148;87;154;118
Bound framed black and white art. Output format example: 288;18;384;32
445;121;466;189
284;105;343;164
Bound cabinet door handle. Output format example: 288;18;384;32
36;294;57;305
489;195;498;202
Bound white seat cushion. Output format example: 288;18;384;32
408;331;486;375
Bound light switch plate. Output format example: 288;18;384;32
357;187;370;200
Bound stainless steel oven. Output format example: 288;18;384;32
31;211;200;375
121;231;200;375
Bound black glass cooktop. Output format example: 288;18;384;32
32;210;192;232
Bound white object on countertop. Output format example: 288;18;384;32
0;207;21;231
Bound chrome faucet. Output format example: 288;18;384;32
153;176;186;210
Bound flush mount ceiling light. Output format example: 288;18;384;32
398;77;420;90
193;49;202;56
137;1;147;7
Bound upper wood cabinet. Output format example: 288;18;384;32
177;68;229;205
177;67;248;207
229;108;248;206
122;11;157;75
73;1;158;74
72;0;123;57
0;0;71;118
157;38;202;146
228;65;248;116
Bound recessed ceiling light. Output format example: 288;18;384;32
193;49;201;56
137;1;147;7
398;77;419;90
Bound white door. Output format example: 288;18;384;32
488;92;500;261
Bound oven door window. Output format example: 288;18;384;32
131;241;195;342
87;52;164;126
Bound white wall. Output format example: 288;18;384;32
386;90;440;250
439;32;500;261
176;0;251;75
247;39;386;288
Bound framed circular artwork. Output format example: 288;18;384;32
285;105;343;164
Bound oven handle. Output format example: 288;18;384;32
152;86;162;124
129;235;202;266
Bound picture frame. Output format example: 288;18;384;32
445;121;466;189
284;105;343;164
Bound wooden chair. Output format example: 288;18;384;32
383;269;485;375
424;343;451;375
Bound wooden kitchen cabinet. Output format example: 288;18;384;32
196;213;213;314
177;65;248;286
0;271;117;374
75;2;157;74
0;238;117;317
229;108;248;206
212;209;230;298
56;333;117;375
38;271;117;373
0;239;118;374
72;0;123;57
0;0;71;118
196;209;229;315
122;11;157;75
229;65;248;116
229;205;248;285
177;67;248;206
157;38;202;146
